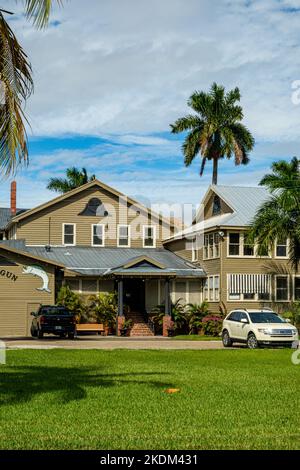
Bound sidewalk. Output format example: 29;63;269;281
2;336;226;350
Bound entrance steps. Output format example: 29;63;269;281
127;312;154;337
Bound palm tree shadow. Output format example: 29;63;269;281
0;367;173;406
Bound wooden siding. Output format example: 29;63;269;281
0;250;55;337
15;186;169;248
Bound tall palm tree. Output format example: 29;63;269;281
47;167;96;193
248;157;300;270
170;83;255;185
0;1;63;175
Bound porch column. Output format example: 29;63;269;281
117;279;125;336
163;278;173;337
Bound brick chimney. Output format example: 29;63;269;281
10;181;16;216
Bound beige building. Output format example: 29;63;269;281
0;180;295;337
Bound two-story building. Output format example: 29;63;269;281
0;180;296;338
0;179;205;337
164;185;296;315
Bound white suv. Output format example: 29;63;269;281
222;309;299;349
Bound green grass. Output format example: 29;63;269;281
0;349;299;449
172;335;221;341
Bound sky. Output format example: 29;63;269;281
1;0;300;216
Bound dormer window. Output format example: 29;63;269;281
79;198;109;217
212;195;221;216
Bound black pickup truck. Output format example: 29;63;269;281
30;305;76;339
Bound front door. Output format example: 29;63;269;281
123;279;145;313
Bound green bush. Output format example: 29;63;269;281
281;302;300;328
186;301;209;334
89;292;118;328
56;285;92;323
201;315;222;337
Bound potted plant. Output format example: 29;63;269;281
120;319;133;336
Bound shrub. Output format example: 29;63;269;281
281;302;300;328
56;285;91;323
89;292;118;328
186;301;209;334
201;315;223;337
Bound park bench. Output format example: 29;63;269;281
76;323;105;336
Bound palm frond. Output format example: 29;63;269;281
23;0;63;29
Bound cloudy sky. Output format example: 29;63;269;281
1;0;300;215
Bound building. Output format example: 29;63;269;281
164;185;296;314
0;179;204;337
0;180;296;338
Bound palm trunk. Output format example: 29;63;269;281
212;157;218;185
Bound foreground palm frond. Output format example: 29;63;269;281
0;12;33;174
23;0;64;28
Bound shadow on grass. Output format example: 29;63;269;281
0;367;173;406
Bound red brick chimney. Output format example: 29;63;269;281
10;181;16;216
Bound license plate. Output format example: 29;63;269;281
54;326;63;330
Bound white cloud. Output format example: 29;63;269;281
0;0;299;142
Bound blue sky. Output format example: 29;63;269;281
1;0;300;215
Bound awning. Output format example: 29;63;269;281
229;274;271;294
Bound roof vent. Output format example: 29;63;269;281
45;245;51;253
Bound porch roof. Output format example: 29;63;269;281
0;241;206;278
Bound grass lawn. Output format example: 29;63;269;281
0;349;299;450
172;335;221;341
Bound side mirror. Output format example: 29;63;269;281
241;318;248;324
285;319;291;323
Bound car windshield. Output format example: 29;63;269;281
248;312;285;324
40;307;71;315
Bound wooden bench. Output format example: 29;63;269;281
76;323;105;336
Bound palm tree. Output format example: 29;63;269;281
0;1;63;175
248;157;300;270
170;83;255;185
47;167;96;193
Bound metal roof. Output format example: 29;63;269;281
0;241;205;278
167;185;270;240
0;208;28;230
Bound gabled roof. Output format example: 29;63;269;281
0;241;65;268
0;208;27;230
9;179;175;229
0;241;206;278
164;185;271;242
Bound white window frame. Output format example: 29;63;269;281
275;238;289;259
293;275;300;301
204;275;220;302
192;237;198;262
142;225;156;248
227;232;241;257
203;232;220;260
62;223;76;246
275;274;290;302
91;224;105;247
117;224;131;248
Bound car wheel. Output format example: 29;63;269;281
222;330;233;347
37;329;44;339
247;333;258;349
68;332;75;340
31;327;37;338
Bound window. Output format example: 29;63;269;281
228;233;240;256
275;276;289;301
192;238;198;262
212;195;221;216
92;224;104;246
205;275;220;302
228;274;271;301
204;235;209;259
294;277;300;300
276;238;288;258
203;233;220;259
243;233;254;256
65;278;79;291
143;225;156;248
63;224;75;246
118;225;130;247
82;279;98;294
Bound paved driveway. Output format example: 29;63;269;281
2;336;227;350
